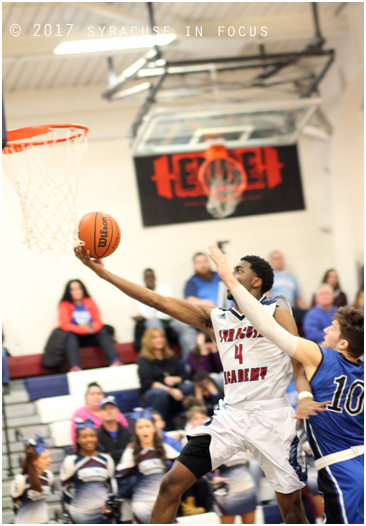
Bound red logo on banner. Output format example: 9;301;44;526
151;147;284;199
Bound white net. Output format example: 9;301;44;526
2;126;88;256
206;192;242;219
199;156;246;219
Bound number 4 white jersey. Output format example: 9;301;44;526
211;295;293;404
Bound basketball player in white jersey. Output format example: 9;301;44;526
74;247;311;523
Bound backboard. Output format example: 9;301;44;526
132;98;321;155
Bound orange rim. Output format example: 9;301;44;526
3;124;89;154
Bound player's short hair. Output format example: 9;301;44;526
241;255;274;294
333;306;364;359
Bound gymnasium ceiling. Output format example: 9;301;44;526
2;2;361;94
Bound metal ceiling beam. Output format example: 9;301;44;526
73;2;149;25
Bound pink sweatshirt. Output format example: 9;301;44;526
71;406;129;449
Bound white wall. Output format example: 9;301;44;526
2;29;363;356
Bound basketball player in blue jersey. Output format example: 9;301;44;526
75;247;311;524
209;244;364;525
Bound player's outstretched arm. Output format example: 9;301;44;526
74;249;214;333
208;245;322;376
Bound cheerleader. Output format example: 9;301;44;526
60;417;117;524
10;435;53;524
116;408;180;523
212;450;257;524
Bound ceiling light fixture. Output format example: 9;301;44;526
54;34;176;55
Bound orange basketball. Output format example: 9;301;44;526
78;212;120;259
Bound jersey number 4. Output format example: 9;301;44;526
235;344;243;364
327;376;364;416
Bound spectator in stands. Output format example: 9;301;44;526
133;268;196;357
61;417;118;524
303;284;338;344
311;269;348;308
59;279;121;371
268;250;308;327
179;406;212;517
186;331;223;390
2;343;10;395
11;435;53;524
172;395;207;432
353;288;364;311
71;382;128;450
184;252;231;308
137;328;192;427
151;409;182;452
115;409;180;523
97;396;131;466
192;370;223;417
212;451;257;524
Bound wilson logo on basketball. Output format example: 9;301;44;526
98;217;109;248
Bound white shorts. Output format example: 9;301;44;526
189;398;307;494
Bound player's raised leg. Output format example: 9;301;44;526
275;490;309;524
149;460;197;523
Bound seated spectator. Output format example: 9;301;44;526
353;288;364;311
11;436;53;524
151;409;182;452
186;331;223;390
303;284;338;344
268;251;307;327
179;406;212;517
96;396;131;466
59;279;121;371
116;409;180;523
138;328;192;427
133;268;196;358
184;252;232;308
193;370;223;417
2;341;10;395
211;451;257;524
71;382;128;450
311;269;348;308
61;418;117;524
172;395;206;432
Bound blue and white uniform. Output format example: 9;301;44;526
213;451;256;516
60;452;116;524
11;470;53;524
188;296;307;493
116;444;179;523
306;347;364;524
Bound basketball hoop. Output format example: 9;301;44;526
3;124;88;256
197;144;247;219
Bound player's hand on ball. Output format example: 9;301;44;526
294;398;330;419
74;247;105;275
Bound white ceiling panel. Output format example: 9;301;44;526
2;2;360;93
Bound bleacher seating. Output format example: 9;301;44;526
35;394;85;423
7;342;138;379
25;364;141;448
67;364;140;396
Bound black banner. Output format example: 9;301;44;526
134;144;305;227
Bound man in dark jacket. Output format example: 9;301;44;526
96;396;131;466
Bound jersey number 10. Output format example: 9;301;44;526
327;376;364;416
